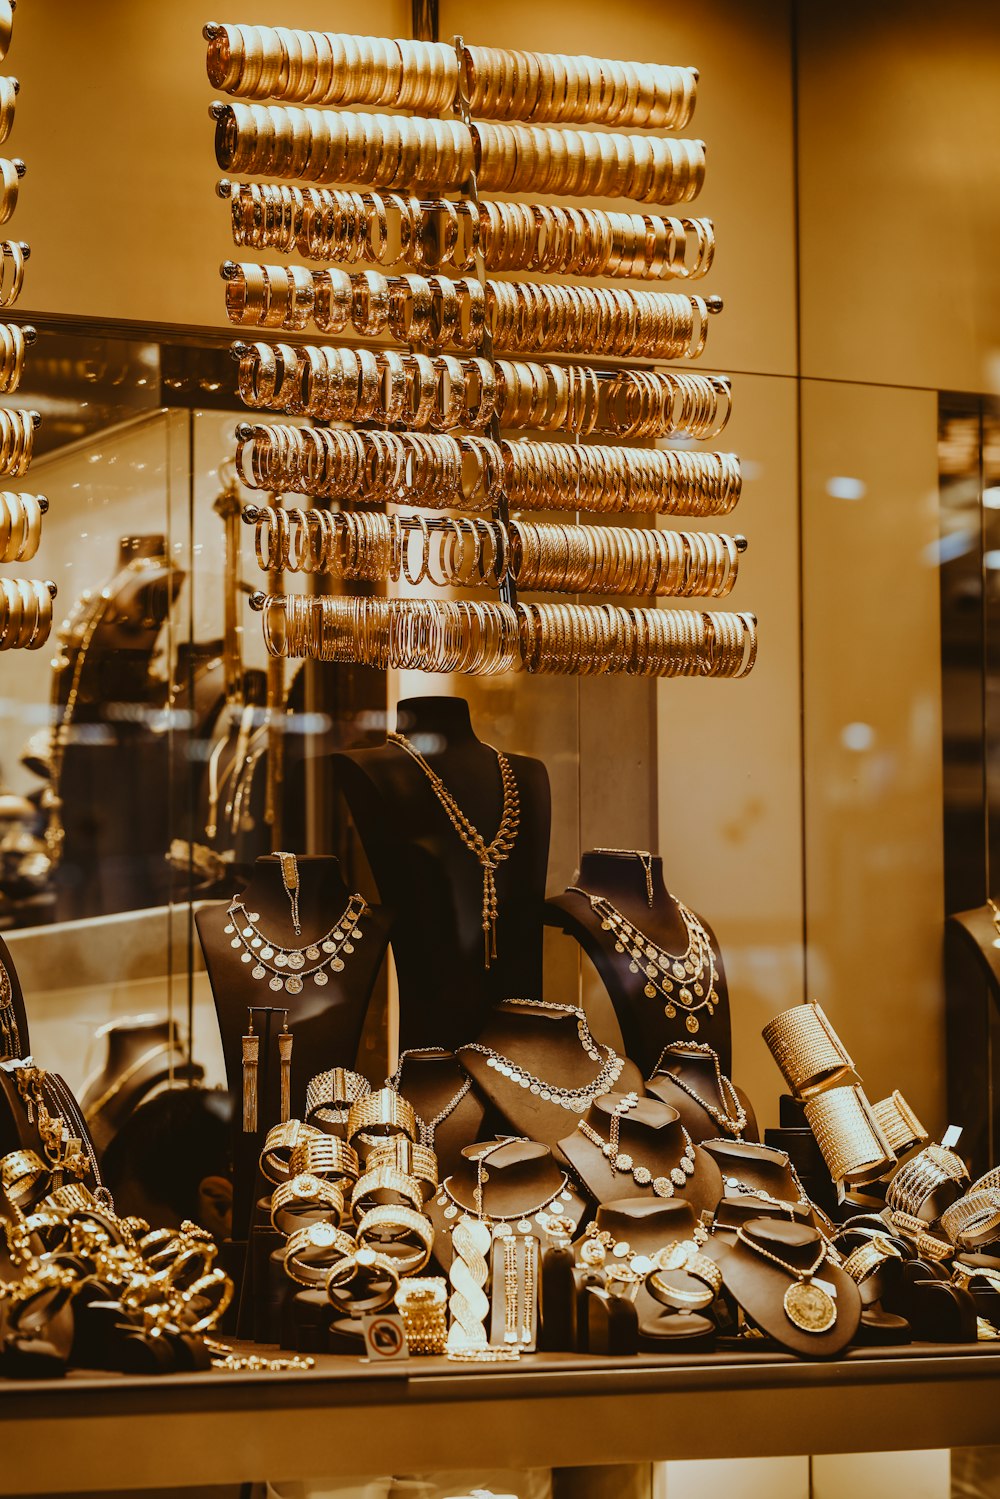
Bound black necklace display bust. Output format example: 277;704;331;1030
547;849;732;1076
387;1047;488;1176
333;696;551;1050
714;1217;861;1356
559;1091;723;1216
195;854;391;1222
456;998;643;1152
646;1041;758;1145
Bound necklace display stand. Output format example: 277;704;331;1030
703;1139;833;1237
714;1218;860;1356
0;934;29;1064
427;1138;588;1272
333;696;551;1050
646;1045;758;1145
559;1092;723;1216
456;999;643;1152
388;1048;489;1176
547;850;732;1076
80;1016;203;1153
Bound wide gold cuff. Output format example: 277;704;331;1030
804;1084;896;1187
940;1188;1000;1250
762;1001;855;1098
365;1138;438;1200
270;1171;345;1235
346;1088;418;1152
350;1164;424;1218
356;1202;434;1274
305;1066;372;1132
260;1118;324;1184
283;1221;356;1286
289;1133;360;1186
871;1090;928;1158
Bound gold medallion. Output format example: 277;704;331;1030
783;1279;836;1333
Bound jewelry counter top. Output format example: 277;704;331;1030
2;1345;998;1493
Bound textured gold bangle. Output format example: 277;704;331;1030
346;1088;418;1151
842;1234;903;1287
940;1188;1000;1250
289;1133;361;1186
260;1118;324;1185
270;1172;345;1236
804;1084;896;1187
283;1222;356;1286
762;1001;855;1098
350;1165;424;1218
304;1067;372;1131
365;1138;438;1200
355;1202;434;1274
885;1143;968;1220
0;1149;49;1209
871;1090;928;1158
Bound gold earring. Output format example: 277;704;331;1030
242;1011;259;1133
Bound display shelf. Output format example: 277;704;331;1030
2;1346;998;1494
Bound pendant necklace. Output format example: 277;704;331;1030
655;1040;746;1138
735;1227;837;1334
387;730;520;969
461;998;625;1113
568;887;718;1034
224;892;369;995
435;1170;576;1239
386;1048;473;1148
577;1090;697;1197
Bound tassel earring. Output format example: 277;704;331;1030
242;1011;259;1133
278;1012;293;1124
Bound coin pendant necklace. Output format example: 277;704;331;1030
461;998;625;1113
568;888;718;1034
387;731;520;970
577;1091;697;1197
224;892;369;995
735;1228;837;1334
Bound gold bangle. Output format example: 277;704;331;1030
940;1188;1000;1250
351;1165;424;1218
289;1132;361;1186
365;1138;438;1200
270;1172;345;1235
762;1001;856;1098
283;1221;357;1286
260;1118;324;1185
346;1088;418;1151
355;1202;434;1274
842;1234;903;1287
304;1067;371;1131
0;1149;49;1209
324;1246;399;1314
870;1090;928;1158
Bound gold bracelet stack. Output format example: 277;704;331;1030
762;1002;857;1099
222;182;715;281
395;1276;448;1354
870;1090;928;1159
208;27;755;683
885;1142;970;1224
0;576;55;649
939;1187;1000;1251
803;1085;896;1188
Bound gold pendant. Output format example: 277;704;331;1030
783;1279;836;1333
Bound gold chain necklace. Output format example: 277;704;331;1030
655;1041;746;1137
568;888;718;1034
577;1091;696;1197
388;731;520;968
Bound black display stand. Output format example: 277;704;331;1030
195;854;391;1231
333;697;551;1051
0;933;29;1063
80;1016;203;1153
945;907;1000;1174
546;850;732;1076
389;1048;490;1177
558;1092;723;1216
646;1047;758;1145
456;999;644;1152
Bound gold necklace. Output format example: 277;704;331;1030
388;731;520;968
577;1091;696;1197
735;1227;836;1333
655;1041;746;1137
568;888;718;1034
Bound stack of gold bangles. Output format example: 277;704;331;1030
885;1142;970;1225
222;260;718;359
222;182;715;281
254;591;757;679
0;576;56;649
208;27;697;131
247;506;743;599
232;339;731;440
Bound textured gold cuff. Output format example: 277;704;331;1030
940;1188;1000;1250
804;1084;896;1187
289;1133;360;1185
365;1138;438;1200
346;1088;418;1151
260;1118;324;1184
305;1066;372;1130
270;1171;345;1235
871;1090;928;1158
762;1001;855;1098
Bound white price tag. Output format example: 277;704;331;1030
941;1125;963;1149
814;1277;837;1298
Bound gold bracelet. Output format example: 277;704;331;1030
350;1165;424;1219
304;1067;372;1131
283;1221;357;1286
842;1234;903;1287
871;1090;928;1157
324;1245;400;1314
804;1084;896;1187
346;1088;418;1152
940;1188;1000;1250
885;1143;968;1220
289;1133;361;1186
270;1172;345;1236
395;1276;448;1354
260;1118;324;1185
355;1202;434;1274
762;1001;856;1098
0;1149;49;1209
365;1138;438;1200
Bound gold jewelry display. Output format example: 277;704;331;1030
762;1002;856;1099
434;1161;575;1236
225;891;369;995
395;1276;448;1354
939;1187;1000;1250
568;889;720;1034
288;1132;361;1186
0;954;21;1060
260;1117;323;1184
388;728;518;967
735;1227;836;1334
385;1050;471;1151
654;1041;747;1137
576;1092;697;1196
365;1137;439;1200
803;1084;896;1189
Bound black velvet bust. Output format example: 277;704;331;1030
333;697;551;1051
547;849;732;1076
